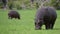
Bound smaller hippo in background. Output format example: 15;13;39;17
8;10;20;19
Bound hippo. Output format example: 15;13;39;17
35;7;57;30
8;10;20;19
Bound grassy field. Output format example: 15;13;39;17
0;9;60;34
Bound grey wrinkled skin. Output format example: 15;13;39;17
8;10;20;19
35;7;57;30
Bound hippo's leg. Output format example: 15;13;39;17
45;23;50;30
18;16;20;19
50;17;56;29
49;20;56;29
10;17;13;19
49;23;54;29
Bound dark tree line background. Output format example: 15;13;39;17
0;0;60;10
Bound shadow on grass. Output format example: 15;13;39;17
53;28;60;30
35;28;60;30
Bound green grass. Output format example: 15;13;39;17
0;9;60;34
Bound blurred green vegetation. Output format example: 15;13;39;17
50;0;60;10
0;0;60;10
